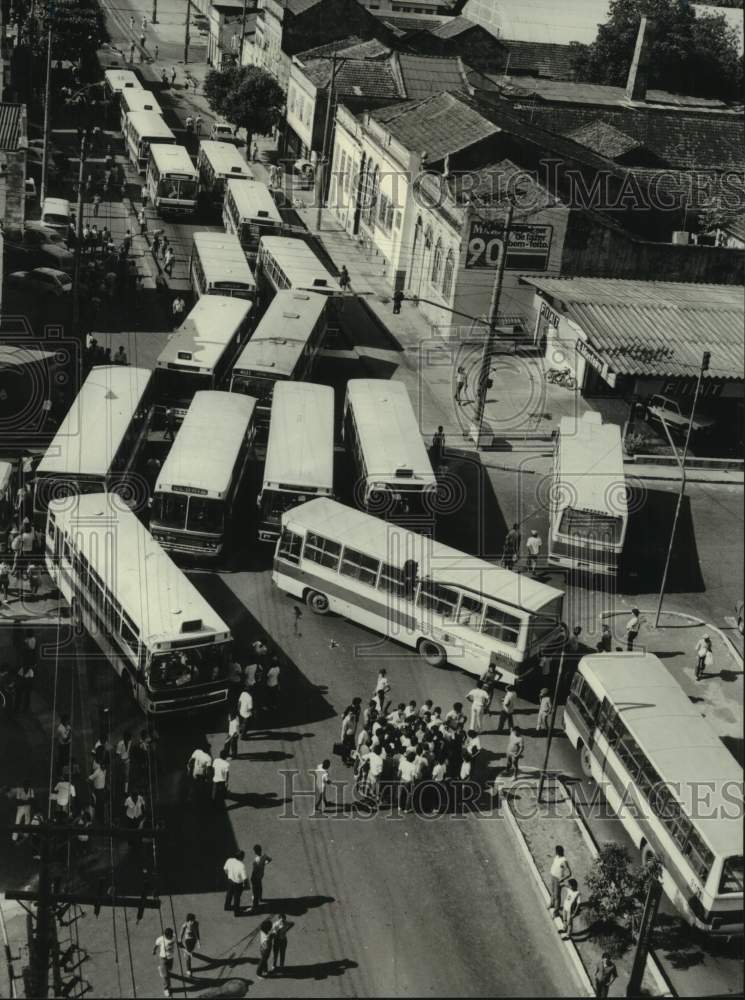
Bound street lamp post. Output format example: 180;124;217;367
71;127;98;351
536;631;567;804
152;0;158;24
40;16;53;205
184;0;191;65
654;351;711;626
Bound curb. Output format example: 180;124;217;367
624;471;744;486
500;784;595;997
601;609;743;670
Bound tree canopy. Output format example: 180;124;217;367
29;0;107;63
570;0;743;101
203;65;285;148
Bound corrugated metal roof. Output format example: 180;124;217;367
522;276;743;308
0;104;23;151
396;54;469;101
429;15;478;39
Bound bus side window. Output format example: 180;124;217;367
719;856;745;894
303;532;341;570
278;527;302;564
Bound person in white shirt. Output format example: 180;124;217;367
10;781;35;841
212;749;230;807
526;529;542;577
88;761;107;823
497;686;516;734
188;746;212;779
238;688;253;737
366;747;383;798
314;759;331;813
549;845;572;916
223;851;247;915
536;689;552;734
124;791;146;829
466;683;490;732
53;779;75;818
561;878;581;940
116;731;133;792
387;704;407;729
625;608;641;651
225;709;240;758
265;658;280;711
153;927;175;997
695;634;713;681
398;750;418;812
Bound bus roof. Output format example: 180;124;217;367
345;379;436;486
199;140;253;180
579;653;743;856
191;231;256;289
558;413;626;517
226;177;282;224
104;69;142;93
121;89;162;115
126;111;176;140
36;366;152;478
157;295;251;371
284;498;564;615
49;492;230;645
149;144;197;177
264;382;334;492
155;391;257;499
259;236;341;294
232;291;327;377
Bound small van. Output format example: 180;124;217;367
40;197;71;236
209;121;235;142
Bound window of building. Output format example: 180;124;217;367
431;238;442;284
441;249;455;298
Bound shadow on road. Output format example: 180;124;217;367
621;488;704;593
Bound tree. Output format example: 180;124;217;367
570;0;743;101
29;0;106;63
586;842;663;936
203;65;285;149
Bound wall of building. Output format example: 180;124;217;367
285;66;318;157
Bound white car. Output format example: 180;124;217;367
646;394;715;435
209;121;235;142
6;267;73;296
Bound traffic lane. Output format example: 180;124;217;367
547;730;744;999
198;567;583;997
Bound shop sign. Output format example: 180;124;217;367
662;378;724;399
576;337;616;388
466;220;553;270
540;301;561;329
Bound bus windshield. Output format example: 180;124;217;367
187;497;223;533
158;177;198;200
155;368;210;407
233;374;276;401
154;493;188;528
146;641;231;690
261;489;310;520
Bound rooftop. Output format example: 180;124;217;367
722;211;745;244
489;74;732;111
0;104;24;151
301;56;402;98
566;120;643;159
428;15;478;39
491;39;577;80
522;277;745;381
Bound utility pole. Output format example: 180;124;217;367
39;7;54;205
654;351;711;626
71;127;97;354
536;630;568;804
472;200;514;440
184;0;191;65
315;52;340;231
152;0;158;24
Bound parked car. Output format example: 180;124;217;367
209;121;235;142
6;267;73;297
645;394;715;435
3;227;74;273
25;177;37;202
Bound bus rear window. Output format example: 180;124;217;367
559;508;622;544
719;856;744;894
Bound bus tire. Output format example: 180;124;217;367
418;639;447;668
305;589;330;615
579;742;594;778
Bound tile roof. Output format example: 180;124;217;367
284;0;324;15
723;211;745;245
449;157;558;208
629;168;744;211
301;56;403;99
380;15;448;34
368;92;501;161
295;35;367;60
429;15;478;39
494;40;576;80
521;277;744;380
567;120;643;159
491;75;730;110
0;104;24;151
396;53;470;101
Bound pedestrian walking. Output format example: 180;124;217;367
178;914;200;975
225;709;240;758
163;407;177;442
696;636;714;681
161;67;168;87
142;15;148;30
526;529;542;576
339;265;350;291
497;684;515;733
9;781;34;842
124;789;146;839
171;295;186;327
454;365;468;403
152;231;162;259
137;208;148;236
561;878;581;940
695;633;710;680
187;744;211;801
164;246;175;276
185;115;194;137
129;15;135;30
212;748;230;807
88;759;107;823
170;66;177;87
536;688;552;734
340;706;356;765
121;230;133;257
251;141;259;161
593;953;618;998
238;686;253;737
129;42;136;64
265;657;280;711
466;681;490;732
140;183;148;207
52;776;76;820
270;913;291;972
26;562;40;599
313;759;331;813
292;605;302;635
16;662;34;712
596;623;612;652
140;31;146;48
256;919;274;977
501;523;521;570
549;845;572;917
153;928;175;997
249;844;272;911
223;850;248;915
504;725;524;777
92;193;101;217
154;43;159;60
392;288;404;314
195;114;202;136
625;607;641;651
116;730;133;792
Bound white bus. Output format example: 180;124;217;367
124;110;176;173
154;295;251;420
272;498;564;685
343;379;437;516
33;366;153;524
197;140;253;207
146;144;198;216
150;391;257;558
565;653;743;935
190;231;256;302
257;382;335;542
229;290;327;425
46;493;233;715
119;88;162;134
549;413;628;577
104;69;142;99
223;178;282;260
257;235;341;300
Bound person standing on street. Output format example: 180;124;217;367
392;288;403;314
212;748;230;807
695;633;711;680
339;265;350;291
137;207;148;237
526;529;542;577
292;605;302;635
454;365;467;403
170;66;177;87
92;193;101;217
163;407;177;442
9;780;35;842
466;682;490;733
171;295;186;328
497;684;515;734
223;850;247;915
479;662;500;714
549;845;572;917
625;607;641;650
431;425;446;469
536;688;552;735
265;657;280;711
249;844;272;911
501;523;521;571
505;725;524;778
593;953;618;998
256;919;274;978
313;759;331;814
271;913;291;972
195;114;202;136
164;246;175;276
178;914;200;975
596;623;612;652
225;709;240;759
187;744;211;801
561;878;581;940
153;927;175;997
238;686;253;738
